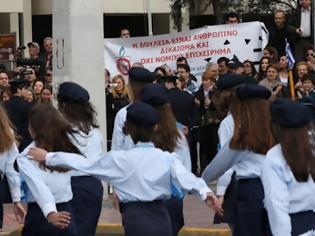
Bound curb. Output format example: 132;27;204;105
2;224;231;236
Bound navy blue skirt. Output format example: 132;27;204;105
71;176;103;236
213;171;237;226
233;178;271;236
120;200;173;236
290;210;315;236
164;196;184;236
22;202;78;236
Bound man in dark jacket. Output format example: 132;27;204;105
4;79;32;151
268;9;296;56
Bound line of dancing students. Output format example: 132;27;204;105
0;67;314;235
1;67;218;236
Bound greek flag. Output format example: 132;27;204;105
285;38;295;70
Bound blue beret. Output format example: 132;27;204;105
236;84;271;100
9;78;29;91
9;78;28;86
228;61;242;69
140;84;170;106
270;98;312;128
127;101;160;127
161;76;178;83
216;74;257;90
57;82;90;103
128;67;156;83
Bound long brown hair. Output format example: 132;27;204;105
123;120;155;144
57;101;99;134
212;89;235;118
230;98;274;154
29;103;83;172
272;123;315;182
128;79;148;101
152;103;181;152
0;105;15;153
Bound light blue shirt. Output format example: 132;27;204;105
111;105;134;151
202;141;265;182
175;131;191;171
218;113;234;147
45;142;211;203
112;106;191;171
216;113;235;195
69;127;104;177
17;142;73;217
0;143;21;202
262;144;315;236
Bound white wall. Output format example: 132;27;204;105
0;0;23;13
32;0;171;15
32;0;52;15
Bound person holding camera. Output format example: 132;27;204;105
4;79;32;151
110;74;131;118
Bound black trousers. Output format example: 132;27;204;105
71;176;103;236
199;124;219;174
120;200;173;236
22;202;78;236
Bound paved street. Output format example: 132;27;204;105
2;194;229;234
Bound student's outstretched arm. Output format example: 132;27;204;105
170;156;219;210
28;147;126;184
5;143;22;203
262;158;291;236
17;156;70;228
170;156;212;199
5;143;25;222
201;142;240;182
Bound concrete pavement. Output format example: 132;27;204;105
1;195;230;235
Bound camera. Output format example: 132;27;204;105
108;83;118;88
21;68;34;76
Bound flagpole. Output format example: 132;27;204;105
288;70;295;100
285;38;296;100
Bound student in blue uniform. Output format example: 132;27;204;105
0;105;25;227
262;99;315;236
56;82;104;236
28;101;218;236
212;74;257;226
17;104;79;236
202;84;274;236
140;83;191;235
111;67;155;150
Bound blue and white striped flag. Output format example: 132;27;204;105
285;38;295;70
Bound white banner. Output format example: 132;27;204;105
104;21;268;79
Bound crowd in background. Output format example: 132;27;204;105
0;1;314;236
1;1;315;175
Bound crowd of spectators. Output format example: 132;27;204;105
1;1;315;176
